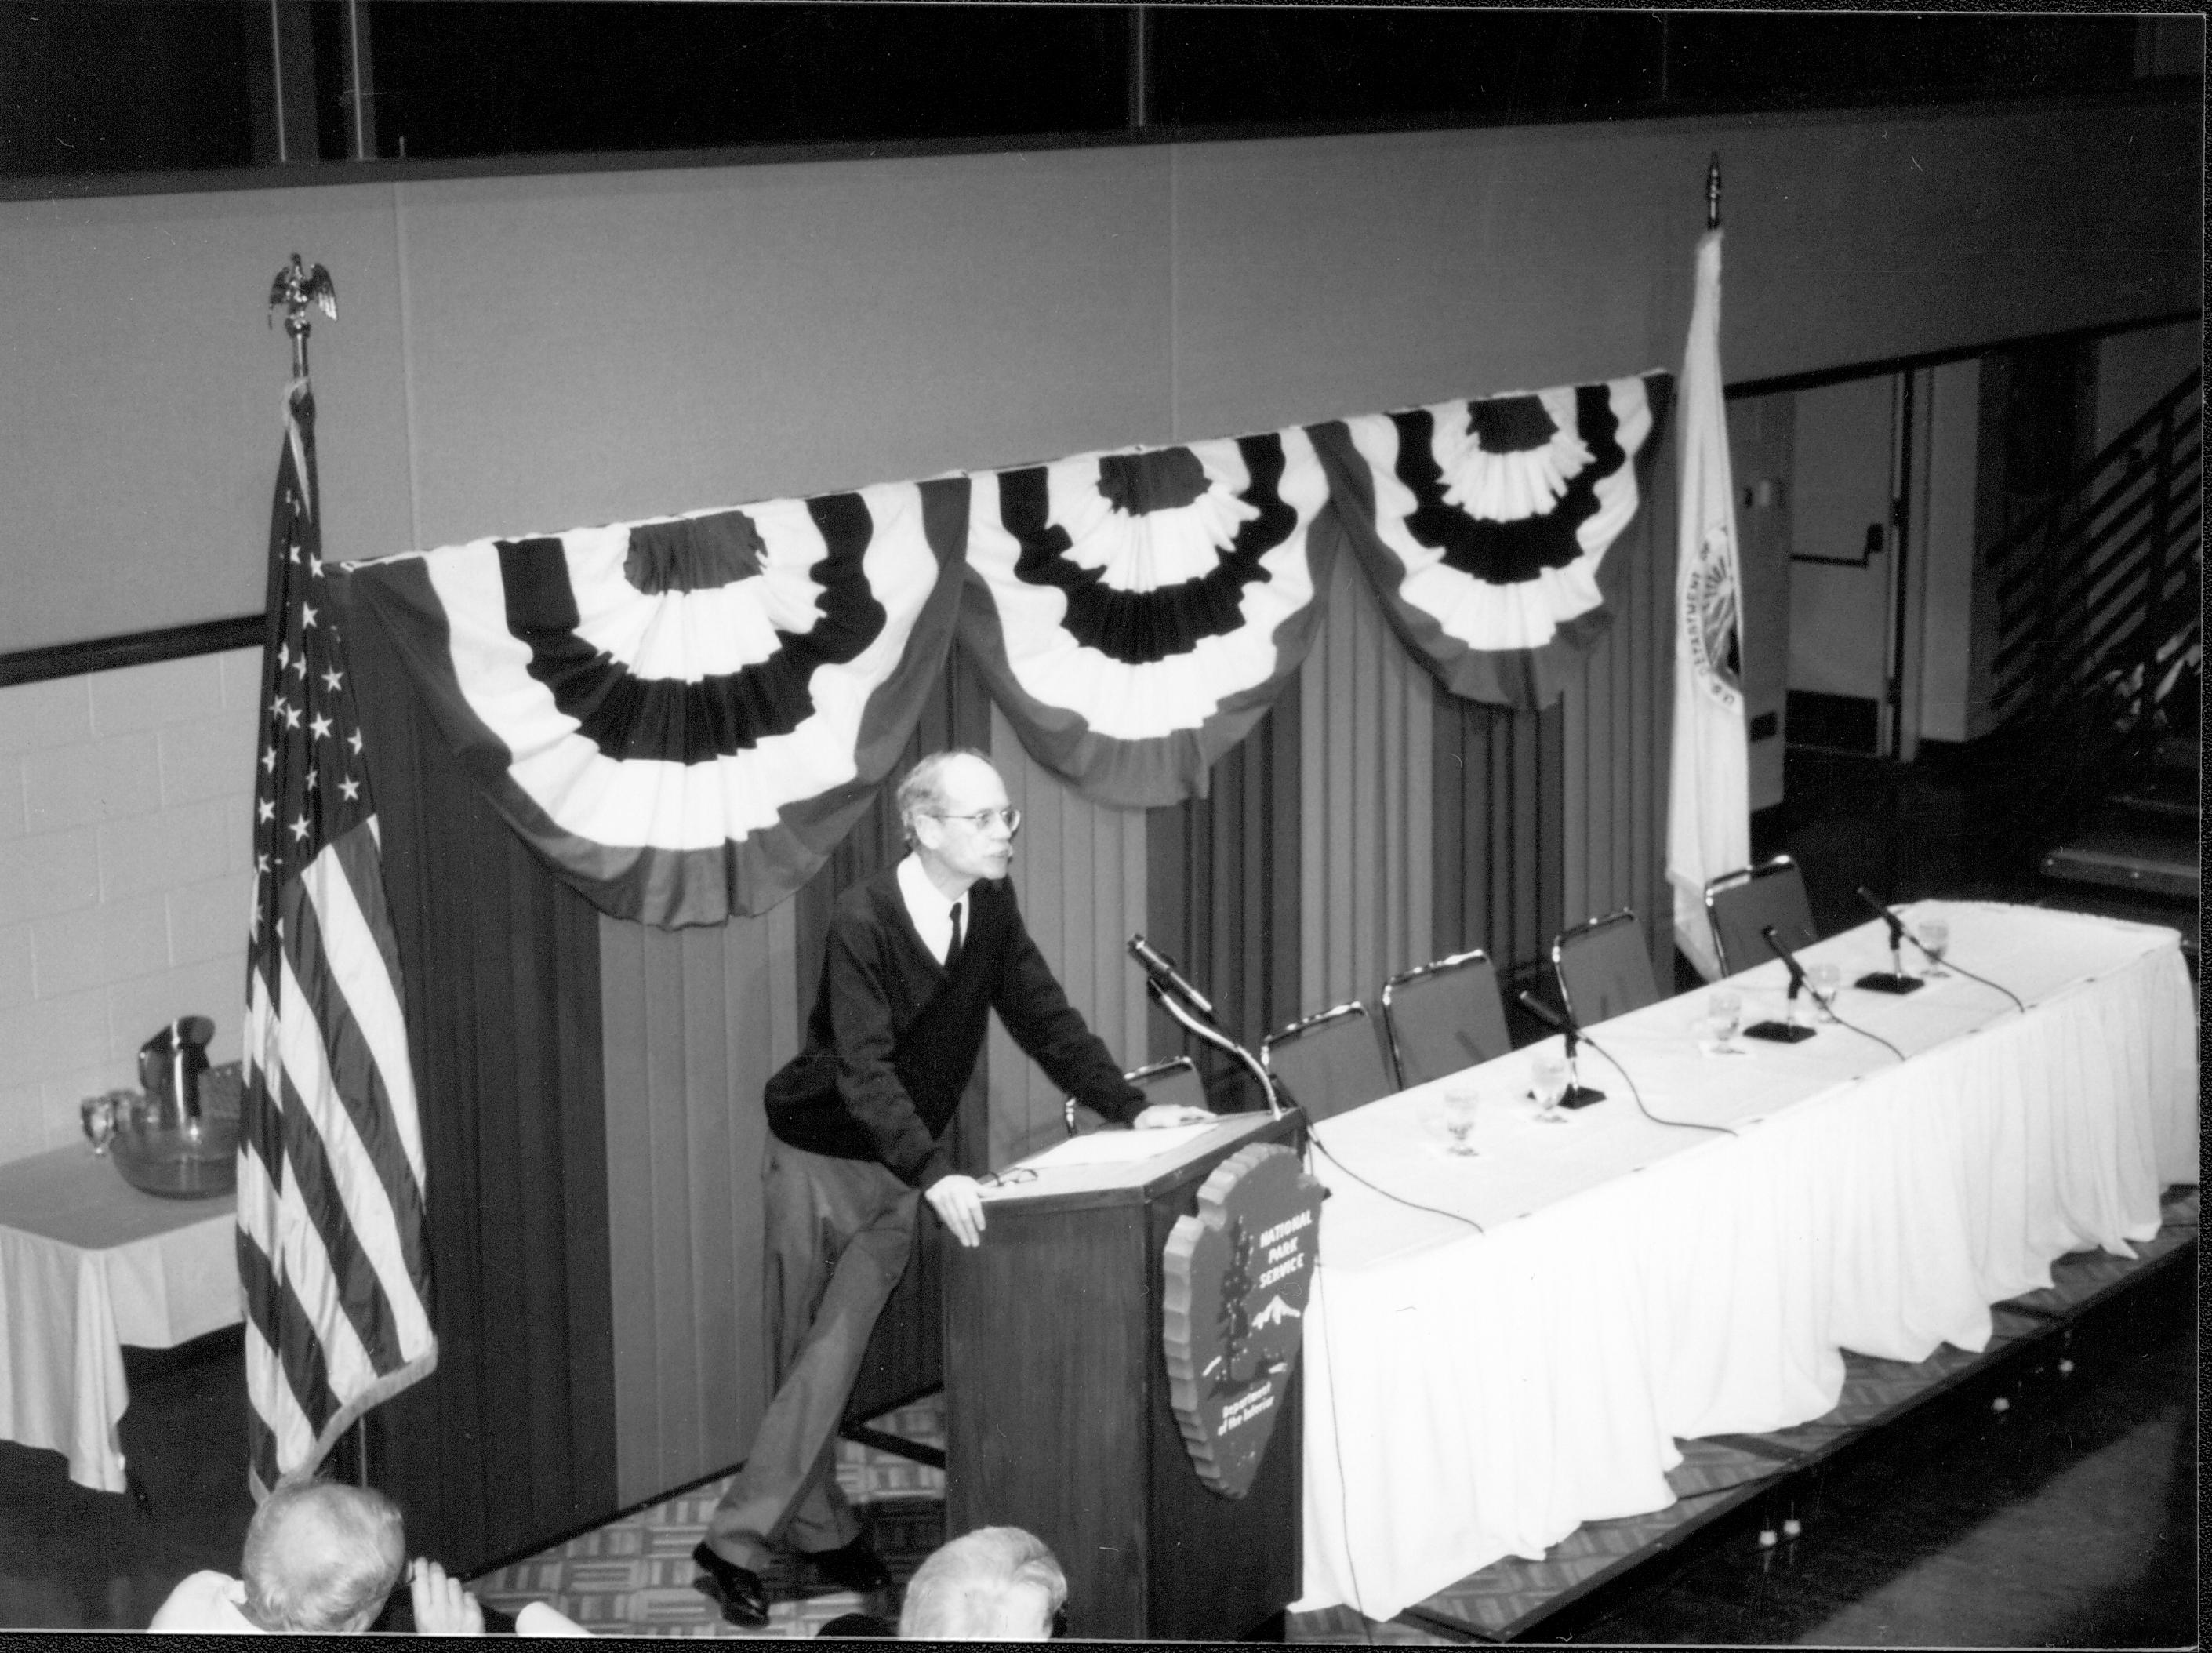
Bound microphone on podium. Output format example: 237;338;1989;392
1127;935;1215;1023
1514;991;1605;1107
1853;886;1924;994
1742;925;1818;1042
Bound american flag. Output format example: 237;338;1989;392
239;379;436;1495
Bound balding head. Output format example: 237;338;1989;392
239;1477;405;1633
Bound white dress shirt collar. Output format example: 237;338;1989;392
897;853;963;965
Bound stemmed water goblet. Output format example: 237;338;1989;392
1705;988;1745;1055
1531;1050;1571;1123
1440;1087;1481;1157
1918;917;1952;978
1808;962;1843;1023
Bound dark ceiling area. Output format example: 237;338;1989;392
0;3;2174;184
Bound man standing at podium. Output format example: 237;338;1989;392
692;749;1210;1627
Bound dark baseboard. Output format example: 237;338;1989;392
1786;691;1880;755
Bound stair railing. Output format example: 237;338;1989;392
1985;367;2202;758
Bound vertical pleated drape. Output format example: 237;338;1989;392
985;706;1151;1168
1298;549;1435;1020
1143;695;1302;1111
597;905;799;1509
1559;385;1679;989
339;580;619;1576
1431;696;1567;987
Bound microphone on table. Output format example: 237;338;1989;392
1514;991;1606;1106
1853;886;1925;994
1742;925;1818;1042
1128;934;1215;1023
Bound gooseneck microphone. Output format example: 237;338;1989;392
1127;935;1215;1023
1514;990;1605;1107
1742;925;1818;1042
1126;936;1281;1119
1853;886;1925;994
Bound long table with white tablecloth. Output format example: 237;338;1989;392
1295;900;2198;1622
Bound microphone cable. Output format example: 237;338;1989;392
1906;935;2029;1013
1302;1134;1485;1235
1577;1029;1737;1138
1821;1009;1908;1063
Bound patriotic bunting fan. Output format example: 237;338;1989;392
340;478;968;925
1314;374;1665;709
960;430;1337;805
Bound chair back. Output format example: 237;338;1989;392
1379;948;1512;1090
1551;909;1659;1026
1065;1055;1207;1136
1260;1002;1397;1122
1704;855;1819;977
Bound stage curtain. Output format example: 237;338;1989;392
338;579;618;1576
1299;550;1436;1019
1144;694;1302;1113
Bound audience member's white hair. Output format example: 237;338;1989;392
239;1476;405;1633
896;1524;1066;1640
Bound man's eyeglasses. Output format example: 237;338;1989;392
928;807;1022;835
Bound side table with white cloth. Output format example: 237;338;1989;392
0;1143;242;1495
1295;900;2199;1622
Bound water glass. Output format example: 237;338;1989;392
1440;1086;1481;1157
1919;917;1951;977
80;1092;117;1156
1705;988;1744;1053
1808;962;1843;1021
1531;1052;1571;1123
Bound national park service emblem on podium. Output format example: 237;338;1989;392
1161;1143;1326;1499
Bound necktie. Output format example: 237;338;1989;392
946;901;964;972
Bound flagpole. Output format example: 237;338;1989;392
260;252;376;1497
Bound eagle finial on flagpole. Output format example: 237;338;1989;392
1705;153;1723;232
267;253;338;380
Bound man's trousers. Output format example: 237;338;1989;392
705;1137;919;1569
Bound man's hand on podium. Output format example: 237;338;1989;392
1134;1104;1215;1129
926;1174;988;1248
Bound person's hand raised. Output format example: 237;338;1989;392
410;1558;486;1635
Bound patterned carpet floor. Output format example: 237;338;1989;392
472;1186;2197;1640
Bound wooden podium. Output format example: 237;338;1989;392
943;1109;1306;1641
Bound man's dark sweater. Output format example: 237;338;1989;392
765;864;1145;1190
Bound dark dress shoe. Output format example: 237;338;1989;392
692;1540;771;1628
804;1538;892;1595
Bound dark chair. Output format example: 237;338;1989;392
1066;1055;1207;1135
1260;1002;1397;1122
1551;909;1660;1026
1379;948;1513;1090
1704;854;1819;977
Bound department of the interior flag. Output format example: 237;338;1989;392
238;379;436;1496
1667;228;1751;980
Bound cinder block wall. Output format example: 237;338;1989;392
0;648;258;1164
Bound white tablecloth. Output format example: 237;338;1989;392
1295;901;2199;1620
0;1145;240;1493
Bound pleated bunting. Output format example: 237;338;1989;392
959;430;1338;805
339;478;968;926
1313;374;1666;709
